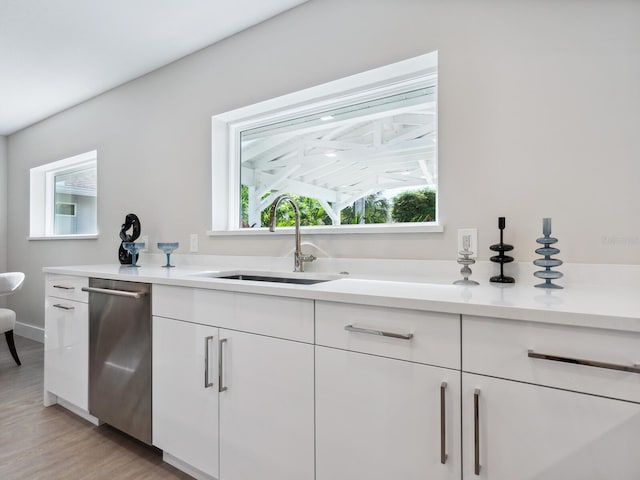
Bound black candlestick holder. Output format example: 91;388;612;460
490;217;515;283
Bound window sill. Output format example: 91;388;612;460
28;234;99;241
208;224;444;236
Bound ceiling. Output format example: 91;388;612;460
0;0;308;136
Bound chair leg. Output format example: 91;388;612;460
5;330;21;366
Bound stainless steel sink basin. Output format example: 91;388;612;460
218;274;330;285
187;270;339;285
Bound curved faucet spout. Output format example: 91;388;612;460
268;195;316;272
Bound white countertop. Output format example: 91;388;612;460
43;258;640;333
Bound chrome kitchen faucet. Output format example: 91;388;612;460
268;195;316;272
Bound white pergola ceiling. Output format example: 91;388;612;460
0;0;308;135
241;99;436;226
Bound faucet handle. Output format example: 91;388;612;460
299;253;316;263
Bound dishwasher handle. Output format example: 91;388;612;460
82;286;146;299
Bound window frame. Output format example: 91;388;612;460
210;51;441;236
29;150;98;240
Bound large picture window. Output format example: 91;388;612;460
211;51;439;234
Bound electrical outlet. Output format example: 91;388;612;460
139;235;149;252
457;228;478;258
190;234;198;253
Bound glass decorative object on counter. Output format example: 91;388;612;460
122;242;145;267
454;234;479;286
490;217;515;283
533;218;563;289
157;242;179;268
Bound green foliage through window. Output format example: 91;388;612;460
241;186;436;228
391;189;436;223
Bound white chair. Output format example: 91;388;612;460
0;272;26;366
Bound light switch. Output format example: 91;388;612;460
190;234;198;253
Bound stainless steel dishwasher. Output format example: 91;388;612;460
82;278;152;445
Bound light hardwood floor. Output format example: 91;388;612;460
0;336;193;480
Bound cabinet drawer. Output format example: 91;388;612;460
46;274;88;302
316;301;460;369
153;285;314;343
463;315;640;403
44;296;89;410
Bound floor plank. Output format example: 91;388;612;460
0;336;193;480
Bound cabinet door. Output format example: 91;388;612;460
44;297;89;410
316;346;461;480
152;316;219;478
462;373;640;480
219;329;314;480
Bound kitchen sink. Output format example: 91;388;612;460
218;274;331;285
188;270;339;285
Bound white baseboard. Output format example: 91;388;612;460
56;398;101;426
15;322;44;343
163;452;217;480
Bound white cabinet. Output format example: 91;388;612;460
462;315;640;479
316;346;461;480
316;301;460;368
44;274;89;411
47;275;640;480
462;373;640;480
152;316;220;479
315;301;461;480
219;329;314;480
152;285;315;480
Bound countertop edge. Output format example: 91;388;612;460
43;265;640;333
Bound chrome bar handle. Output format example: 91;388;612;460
440;382;447;464
81;286;145;299
53;285;75;290
218;338;228;392
344;324;413;340
474;388;481;476
528;350;640;374
204;336;214;388
53;303;75;310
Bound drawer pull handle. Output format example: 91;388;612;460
474;388;481;476
53;285;75;290
81;286;144;299
204;336;214;388
53;304;75;310
440;382;447;465
218;338;228;392
344;324;413;340
528;350;640;374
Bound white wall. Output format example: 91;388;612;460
7;0;640;330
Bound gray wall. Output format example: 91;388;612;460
7;0;640;330
0;136;6;274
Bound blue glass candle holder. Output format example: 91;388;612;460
533;218;563;289
157;242;179;268
122;242;145;267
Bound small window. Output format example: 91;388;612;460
30;150;98;238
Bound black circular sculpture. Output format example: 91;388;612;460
118;213;141;264
490;217;515;283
